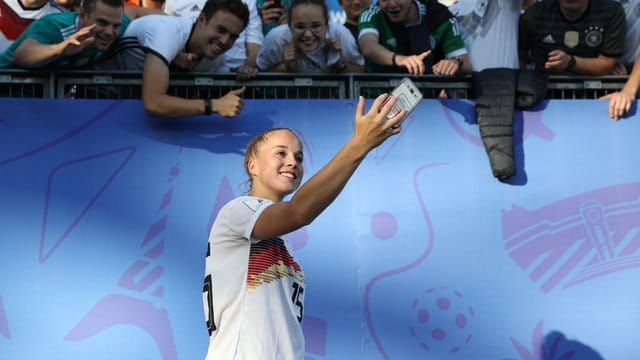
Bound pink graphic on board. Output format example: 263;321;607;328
65;150;182;359
0;295;10;340
0;101;121;167
504;320;544;360
371;212;398;240
39;147;136;263
207;175;236;236
65;294;177;359
503;182;640;294
363;163;446;359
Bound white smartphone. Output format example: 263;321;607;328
382;77;423;120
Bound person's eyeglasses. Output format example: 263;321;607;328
291;22;324;35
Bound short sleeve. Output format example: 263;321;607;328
224;197;273;241
438;18;467;58
358;5;382;39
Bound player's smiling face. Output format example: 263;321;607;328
195;10;245;59
289;3;327;54
378;0;413;24
248;130;304;202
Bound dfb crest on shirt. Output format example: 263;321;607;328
584;26;604;48
563;31;579;48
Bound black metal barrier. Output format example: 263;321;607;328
0;69;631;100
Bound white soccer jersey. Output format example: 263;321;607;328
449;0;522;70
256;21;364;73
164;0;264;72
204;196;306;360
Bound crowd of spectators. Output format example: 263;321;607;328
1;0;639;118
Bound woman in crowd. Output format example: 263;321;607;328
256;0;365;73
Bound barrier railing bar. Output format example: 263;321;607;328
0;70;631;100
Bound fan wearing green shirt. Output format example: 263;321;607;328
358;0;472;76
0;0;156;69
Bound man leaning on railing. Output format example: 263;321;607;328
94;0;249;118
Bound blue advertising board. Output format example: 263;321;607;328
0;98;638;359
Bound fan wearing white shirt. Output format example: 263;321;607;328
164;0;263;79
257;0;364;73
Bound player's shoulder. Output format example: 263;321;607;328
224;196;273;215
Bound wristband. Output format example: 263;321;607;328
454;57;463;68
392;53;397;67
204;97;212;115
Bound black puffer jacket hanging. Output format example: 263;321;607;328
472;68;547;181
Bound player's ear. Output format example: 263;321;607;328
247;158;258;177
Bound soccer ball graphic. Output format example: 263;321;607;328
409;286;474;354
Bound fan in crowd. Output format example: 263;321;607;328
357;0;472;76
164;0;263;80
257;0;364;73
0;0;136;69
338;0;371;41
448;0;537;71
518;0;626;75
94;0;249;118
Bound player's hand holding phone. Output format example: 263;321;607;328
380;78;423;128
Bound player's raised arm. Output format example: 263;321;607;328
251;94;406;239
